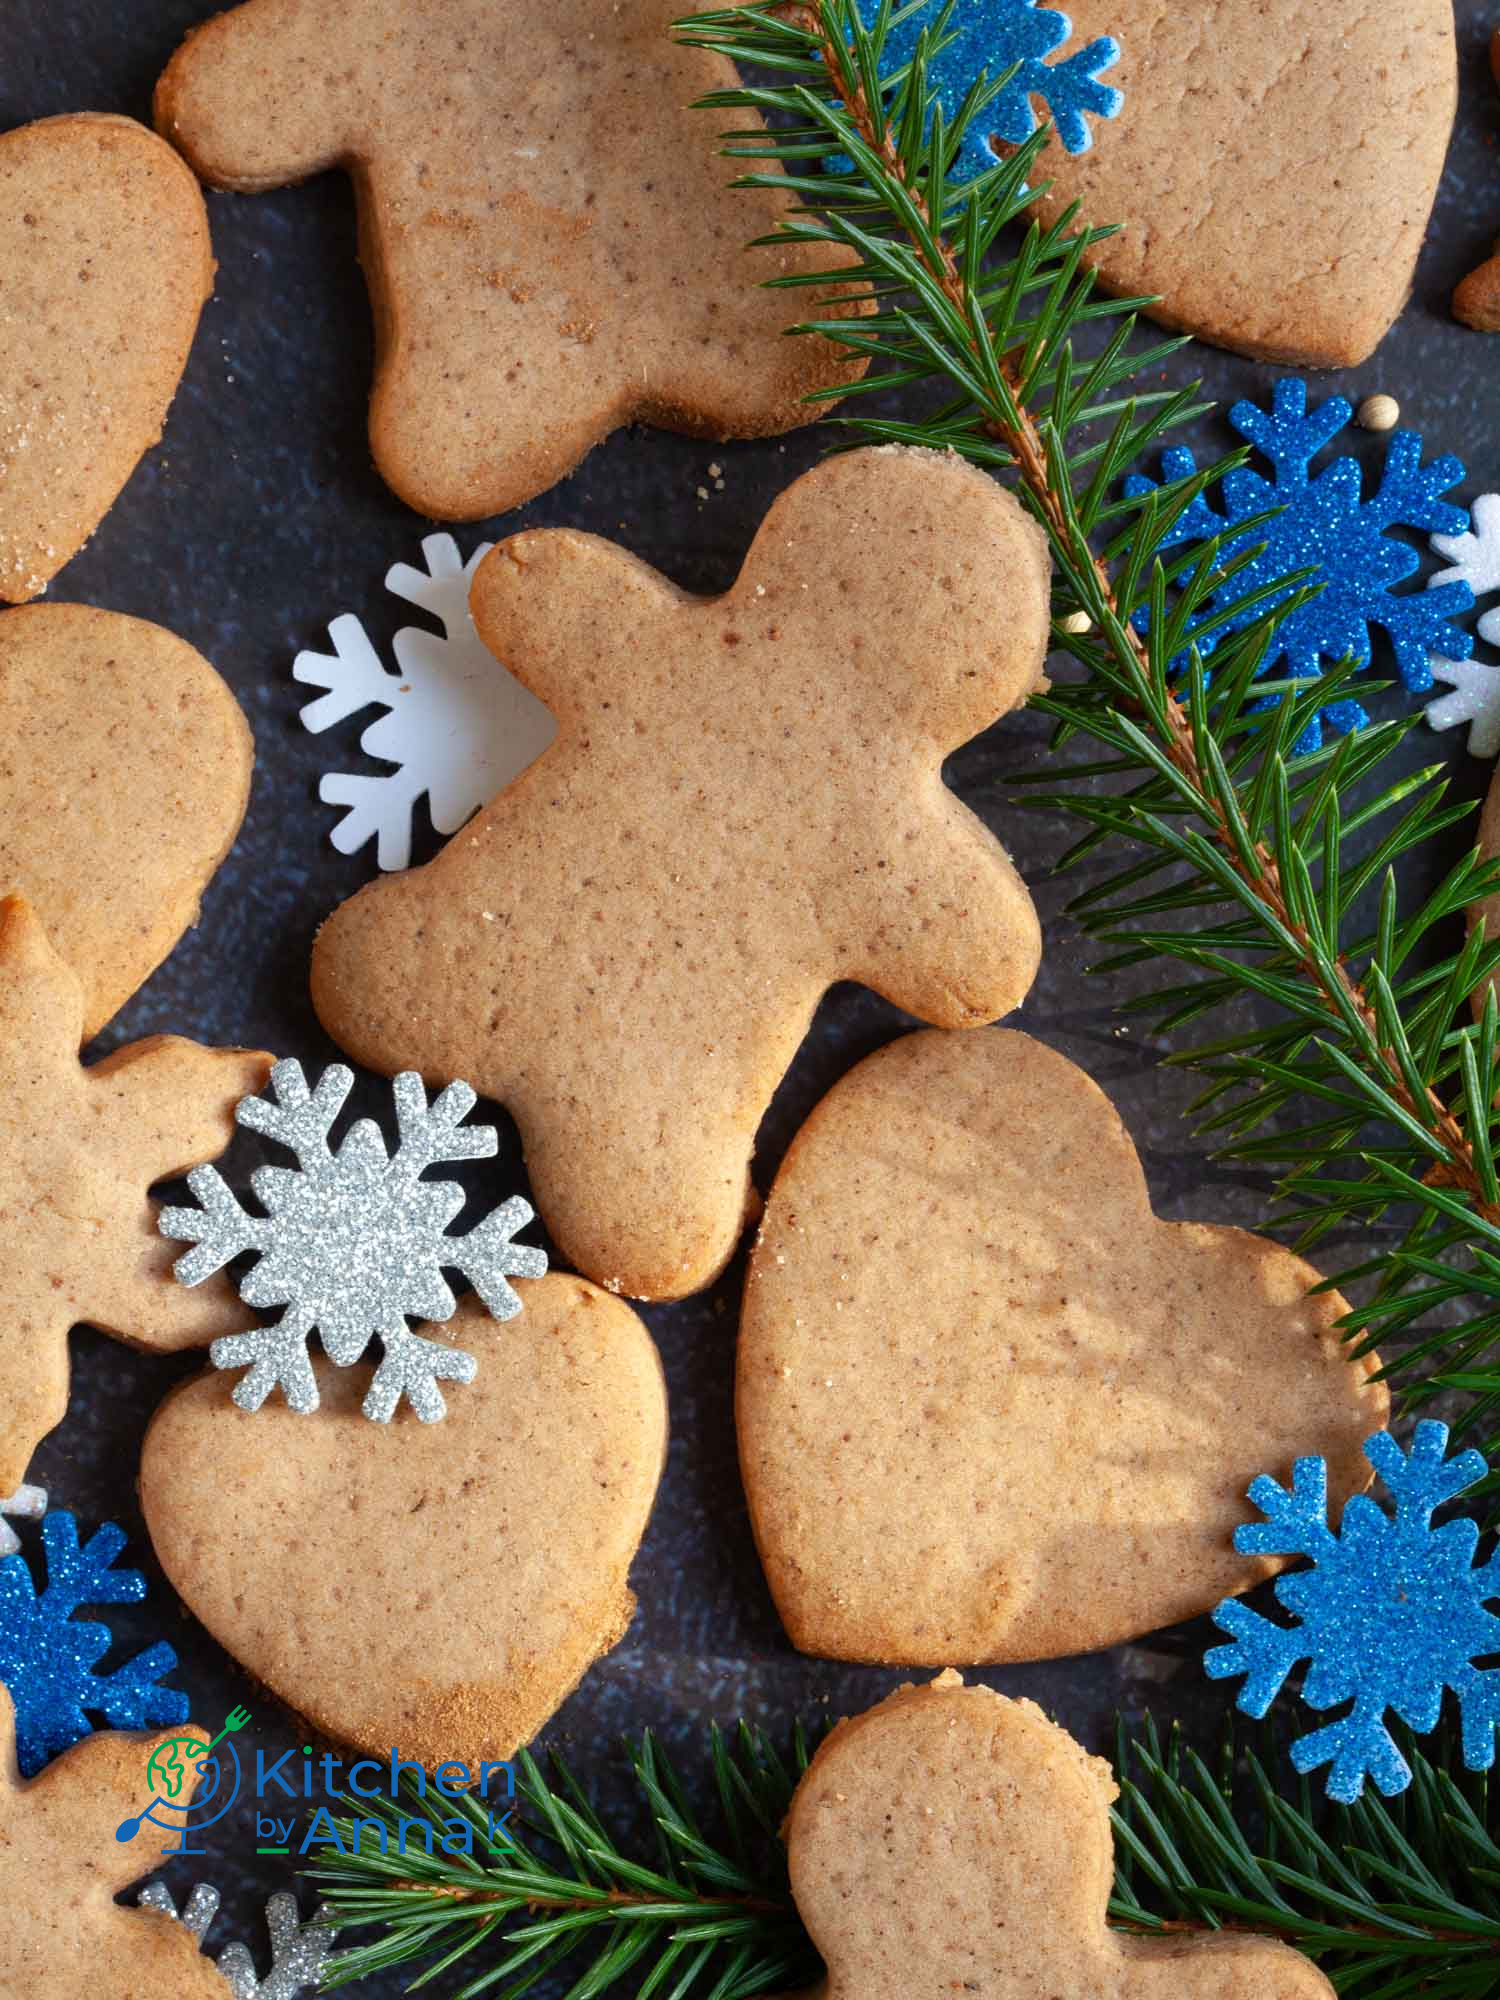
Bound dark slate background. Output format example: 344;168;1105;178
6;4;1500;1993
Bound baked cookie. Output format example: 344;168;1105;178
0;115;212;604
776;1674;1335;2000
1024;0;1455;367
738;1029;1386;1664
0;603;253;1039
1455;257;1500;333
1454;33;1500;334
140;1276;667;1766
0;1688;226;2000
1474;768;1500;1004
0;895;270;1492
155;0;866;519
311;446;1049;1300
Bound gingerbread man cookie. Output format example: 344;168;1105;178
0;603;254;1040
155;0;866;519
738;1029;1386;1663
0;895;270;1491
141;1277;667;1765
1026;0;1455;367
0;115;212;604
777;1674;1335;2000
312;446;1049;1300
0;1687;225;2000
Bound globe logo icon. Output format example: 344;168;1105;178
116;1705;251;1854
144;1735;207;1804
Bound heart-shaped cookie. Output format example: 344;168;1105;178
738;1029;1387;1664
778;1674;1335;2000
1023;0;1455;367
140;1276;667;1764
0;602;253;1039
0;115;212;603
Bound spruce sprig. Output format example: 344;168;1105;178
676;0;1500;1498
308;1720;1499;1997
309;1725;820;1999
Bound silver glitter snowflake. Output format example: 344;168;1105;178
140;1882;336;1998
160;1060;547;1422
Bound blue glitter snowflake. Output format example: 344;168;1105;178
1124;379;1475;753
1205;1423;1500;1803
853;0;1122;183
0;1513;189;1777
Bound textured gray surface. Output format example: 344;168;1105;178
5;4;1500;1994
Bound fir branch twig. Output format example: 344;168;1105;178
677;0;1500;1485
308;1718;1499;1998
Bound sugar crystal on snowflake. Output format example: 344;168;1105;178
159;1059;548;1423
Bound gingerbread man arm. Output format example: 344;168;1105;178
156;0;357;190
470;530;687;724
842;791;1042;1027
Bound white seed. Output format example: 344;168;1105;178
1057;609;1093;635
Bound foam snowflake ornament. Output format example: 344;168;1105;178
1426;492;1500;757
141;1882;336;1999
0;1513;188;1778
294;534;556;871
159;1060;548;1423
851;0;1120;184
1124;378;1475;753
1205;1422;1500;1803
0;1484;46;1559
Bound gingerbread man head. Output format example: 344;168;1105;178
781;1675;1335;2000
313;445;1049;1299
155;0;867;518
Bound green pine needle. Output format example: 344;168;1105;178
307;1719;1498;1998
679;0;1500;1500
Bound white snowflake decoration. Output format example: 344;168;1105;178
141;1882;335;1998
0;1484;46;1558
1428;493;1500;757
295;534;557;871
159;1060;548;1423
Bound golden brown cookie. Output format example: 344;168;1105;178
0;602;254;1040
0;114;212;604
140;1276;668;1766
0;1688;226;2000
775;1673;1335;2000
1454;34;1500;333
1025;0;1455;367
311;446;1049;1301
154;0;866;519
1455;256;1500;333
738;1029;1386;1665
0;895;270;1493
1473;768;1500;1005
